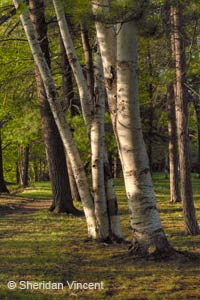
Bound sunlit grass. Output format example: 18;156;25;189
0;173;200;299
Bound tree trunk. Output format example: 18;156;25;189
164;1;181;203
60;36;81;202
91;44;110;240
171;5;199;234
16;161;20;185
116;20;170;254
66;156;81;202
53;0;122;240
13;0;97;238
167;85;181;203
52;0;93;132
22;145;29;188
93;0;170;255
80;22;95;98
193;97;200;178
0;128;9;193
147;43;154;171
29;0;81;215
60;36;74;113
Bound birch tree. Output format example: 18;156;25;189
12;0;97;239
93;1;171;255
52;0;122;240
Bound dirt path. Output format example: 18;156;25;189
0;195;52;216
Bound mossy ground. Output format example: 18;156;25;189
0;174;200;300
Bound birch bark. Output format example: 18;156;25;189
90;45;110;240
52;0;122;240
13;0;97;239
93;0;170;254
116;20;169;254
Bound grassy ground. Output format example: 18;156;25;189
0;174;200;300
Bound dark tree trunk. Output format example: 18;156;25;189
60;36;74;113
80;22;95;98
147;43;154;171
171;5;199;234
167;85;181;203
0;128;9;193
22;145;29;188
60;37;81;202
16;161;20;185
193;97;200;178
33;159;39;182
66;156;81;202
164;1;180;203
29;0;82;216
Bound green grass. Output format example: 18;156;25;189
0;173;200;299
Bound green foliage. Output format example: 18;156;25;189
15;1;29;16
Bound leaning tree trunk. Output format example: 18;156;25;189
13;0;97;239
0;128;9;193
80;22;95;98
171;5;199;234
29;0;81;215
52;0;122;240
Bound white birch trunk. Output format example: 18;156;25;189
53;0;122;240
92;1;123;240
52;0;93;133
90;46;110;240
116;20;169;254
13;0;97;239
93;0;170;254
92;0;117;121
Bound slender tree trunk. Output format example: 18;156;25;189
171;5;199;234
13;0;97;239
60;36;74;112
193;97;200;178
60;36;81;202
167;85;180;203
33;159;39;182
52;0;93;132
164;1;181;203
16;161;20;185
29;0;81;215
91;45;110;240
22;145;29;188
80;23;95;98
0;128;9;193
66;156;81;202
147;43;154;171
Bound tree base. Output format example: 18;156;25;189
49;203;83;216
128;231;173;260
0;186;10;194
